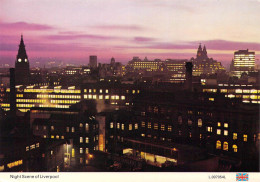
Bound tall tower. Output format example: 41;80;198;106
89;55;97;68
196;43;203;59
202;45;208;59
15;35;30;85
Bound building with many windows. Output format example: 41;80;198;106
230;49;255;78
190;44;225;76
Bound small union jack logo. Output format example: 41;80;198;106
236;173;248;181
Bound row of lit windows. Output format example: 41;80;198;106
7;160;23;169
84;89;109;93
24;88;81;94
37;94;81;99
84;95;125;100
26;143;40;151
39;104;70;108
17;99;46;103
50;100;80;104
216;141;238;152
50;135;64;139
110;122;138;130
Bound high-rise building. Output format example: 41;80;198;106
15;35;30;85
89;55;97;68
230;49;255;78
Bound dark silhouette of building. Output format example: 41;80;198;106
185;62;193;90
15;35;30;85
89;56;97;68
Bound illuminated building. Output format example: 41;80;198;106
109;90;259;171
126;57;187;83
89;55;97;68
0;83;140;112
230;49;255;78
202;83;260;104
0;137;65;172
190;44;225;76
31;106;99;166
15;35;30;85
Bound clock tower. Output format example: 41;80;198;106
15;35;30;85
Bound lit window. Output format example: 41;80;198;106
80;148;83;154
79;123;83;128
243;134;247;142
154;123;158;130
129;124;132;131
141;121;145;127
233;145;238;152
85;137;89;143
117;123;120;129
51;126;54;131
66;127;70;132
198;119;202;127
168;125;172;132
224;130;228;136
207;126;212;132
217;129;221;135
72;149;75;157
161;124;165;131
56;135;59;139
223;142;228;151
110;122;113;129
189;132;192;138
148;122;151;129
85;123;89;132
216;140;221;149
217;122;221;127
141;133;145;137
233;133;237;140
26;146;29;151
80;137;83;143
85;148;89;154
224;123;228;128
71;127;75;133
135;123;138;129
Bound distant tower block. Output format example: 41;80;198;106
15;35;30;85
110;57;115;66
185;62;193;90
89;55;97;68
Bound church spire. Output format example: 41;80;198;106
202;45;208;59
17;34;28;60
197;43;203;58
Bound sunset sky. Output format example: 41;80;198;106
0;0;260;66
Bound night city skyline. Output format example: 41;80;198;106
0;0;260;66
0;0;259;176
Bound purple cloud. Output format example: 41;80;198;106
134;37;156;42
146;40;260;51
193;40;260;51
44;34;119;41
93;25;145;31
0;21;53;31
